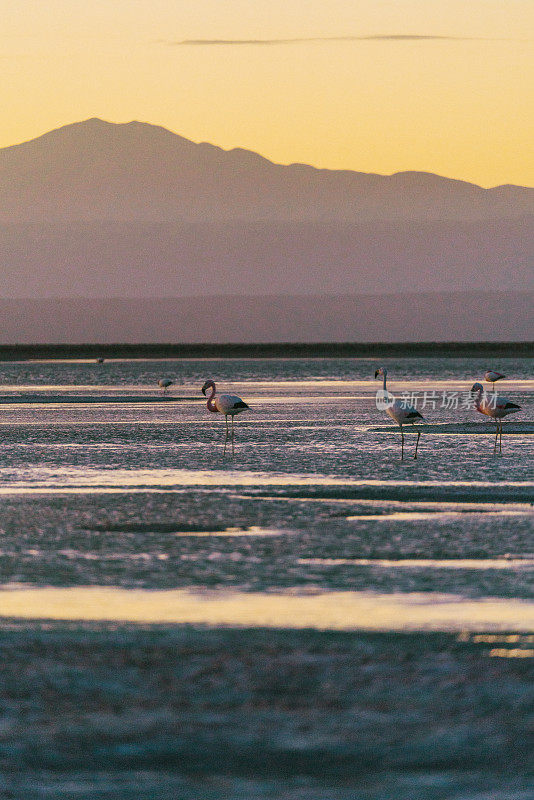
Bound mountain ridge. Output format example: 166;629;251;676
4;118;532;192
0;118;532;309
0;292;531;343
1;118;533;226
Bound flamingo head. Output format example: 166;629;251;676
374;367;387;379
201;380;215;396
484;371;505;383
470;382;484;394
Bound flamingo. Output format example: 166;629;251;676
470;383;521;454
374;367;424;460
158;378;174;394
484;371;505;393
202;380;249;456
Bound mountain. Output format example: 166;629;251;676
0;118;533;310
1;118;533;224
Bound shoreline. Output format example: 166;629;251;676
0;341;532;360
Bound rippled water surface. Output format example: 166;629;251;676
0;356;532;614
1;357;533;799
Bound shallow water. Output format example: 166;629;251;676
2;586;534;632
0;357;533;798
0;356;532;623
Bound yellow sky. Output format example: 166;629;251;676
2;0;533;187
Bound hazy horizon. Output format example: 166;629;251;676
0;293;531;343
1;117;532;342
3;3;533;343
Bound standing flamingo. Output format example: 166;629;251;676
158;378;174;394
484;371;506;393
470;383;521;454
374;367;424;460
202;380;249;456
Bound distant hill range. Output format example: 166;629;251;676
0;119;532;340
0;293;531;343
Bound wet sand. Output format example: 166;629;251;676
1;341;532;359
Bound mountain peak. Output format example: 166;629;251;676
81;117;111;126
0;118;532;227
5;117;195;154
0;118;532;303
3;119;533;193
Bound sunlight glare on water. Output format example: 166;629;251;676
0;356;532;627
1;586;533;632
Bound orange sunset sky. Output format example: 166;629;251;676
3;0;533;187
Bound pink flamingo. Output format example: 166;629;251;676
201;380;249;456
484;370;505;393
158;378;174;394
375;367;424;460
471;382;521;454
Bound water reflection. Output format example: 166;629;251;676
1;585;533;631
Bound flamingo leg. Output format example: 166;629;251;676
414;430;421;459
400;425;404;461
232;415;235;457
499;421;503;454
224;415;229;456
494;422;499;454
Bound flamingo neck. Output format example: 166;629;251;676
205;381;218;412
382;373;387;391
474;387;484;410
